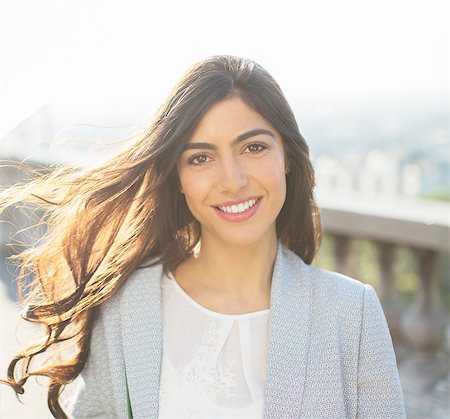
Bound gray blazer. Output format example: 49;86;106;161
67;241;406;418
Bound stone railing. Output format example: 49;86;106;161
316;192;450;419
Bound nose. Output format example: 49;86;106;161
216;156;249;193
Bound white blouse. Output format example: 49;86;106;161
158;271;270;419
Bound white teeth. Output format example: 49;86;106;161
218;198;258;214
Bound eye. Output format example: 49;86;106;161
244;142;268;154
187;153;210;166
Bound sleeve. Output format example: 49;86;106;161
357;284;407;418
63;311;117;419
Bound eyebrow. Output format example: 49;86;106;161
182;128;276;152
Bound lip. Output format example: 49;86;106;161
212;197;262;222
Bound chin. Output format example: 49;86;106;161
213;228;275;248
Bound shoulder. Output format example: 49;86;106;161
103;262;163;309
284;248;388;348
309;263;378;322
283;245;370;297
89;262;164;356
281;245;378;317
308;262;368;301
90;263;163;342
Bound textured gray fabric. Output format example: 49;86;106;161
67;240;406;418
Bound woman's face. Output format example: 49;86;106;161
177;96;288;248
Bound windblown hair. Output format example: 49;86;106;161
0;55;321;417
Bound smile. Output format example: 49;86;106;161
213;198;262;222
217;198;258;214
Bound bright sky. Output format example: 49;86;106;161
0;0;448;137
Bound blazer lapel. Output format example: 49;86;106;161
120;263;163;419
264;241;312;418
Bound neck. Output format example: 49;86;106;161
186;233;279;298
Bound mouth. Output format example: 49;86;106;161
214;197;261;214
212;197;262;222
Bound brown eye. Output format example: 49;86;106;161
245;143;268;153
187;154;210;166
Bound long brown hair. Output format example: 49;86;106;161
0;55;321;417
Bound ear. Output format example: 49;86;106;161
284;150;291;174
285;160;291;174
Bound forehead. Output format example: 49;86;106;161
187;96;279;143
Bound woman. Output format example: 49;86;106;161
1;55;406;418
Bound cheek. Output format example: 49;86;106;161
273;172;287;202
179;172;210;205
265;160;288;205
261;155;286;184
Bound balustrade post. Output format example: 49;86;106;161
332;233;351;275
401;248;446;352
376;241;403;347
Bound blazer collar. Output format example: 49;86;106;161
120;240;312;418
